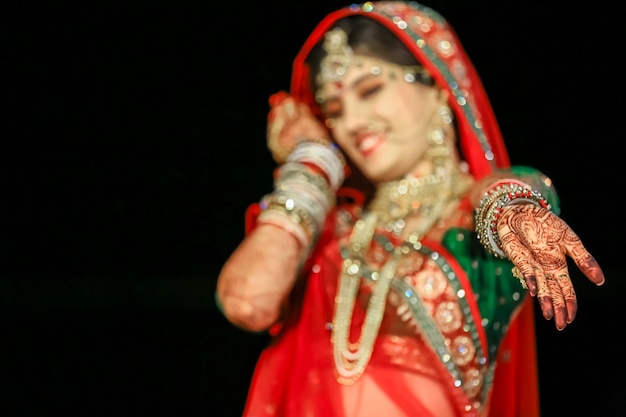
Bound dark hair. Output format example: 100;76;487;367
306;15;434;91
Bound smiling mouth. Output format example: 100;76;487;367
358;134;383;155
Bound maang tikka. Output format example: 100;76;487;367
315;28;353;104
319;28;353;83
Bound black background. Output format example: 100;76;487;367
3;1;625;416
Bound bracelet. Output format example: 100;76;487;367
257;139;343;252
256;210;310;249
287;138;346;191
270;190;328;227
475;181;551;258
294;136;347;168
276;162;336;209
261;195;321;245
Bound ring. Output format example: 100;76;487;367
283;102;297;119
511;267;527;289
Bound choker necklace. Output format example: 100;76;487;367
368;172;452;227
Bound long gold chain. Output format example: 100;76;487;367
332;171;464;383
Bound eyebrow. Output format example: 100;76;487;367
347;72;378;90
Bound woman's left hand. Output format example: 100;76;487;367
497;204;605;330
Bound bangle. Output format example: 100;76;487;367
256;210;310;249
287;138;346;191
475;181;551;258
295;137;347;168
257;159;335;252
261;197;320;246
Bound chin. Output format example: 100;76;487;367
362;167;405;184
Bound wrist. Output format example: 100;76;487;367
474;180;551;258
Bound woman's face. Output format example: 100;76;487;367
319;55;440;183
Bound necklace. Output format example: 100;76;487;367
368;172;452;235
332;169;472;383
332;211;397;381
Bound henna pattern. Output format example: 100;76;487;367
577;254;605;284
505;207;566;271
495;204;604;330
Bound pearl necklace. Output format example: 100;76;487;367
332;170;472;383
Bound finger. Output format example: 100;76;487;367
267;117;284;140
565;242;605;286
535;268;556;322
556;224;605;286
267;106;277;122
269;91;289;107
266;117;287;163
511;263;539;296
555;272;577;324
545;273;568;330
270;99;299;127
282;98;298;119
521;265;539;297
499;230;539;296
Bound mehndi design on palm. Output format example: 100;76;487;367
497;204;605;330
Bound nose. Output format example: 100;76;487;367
341;99;370;135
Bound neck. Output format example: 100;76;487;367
367;165;473;238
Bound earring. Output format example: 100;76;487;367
427;101;454;170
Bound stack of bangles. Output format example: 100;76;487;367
474;179;552;259
257;137;347;250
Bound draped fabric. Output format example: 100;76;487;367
242;198;540;417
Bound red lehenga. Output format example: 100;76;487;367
237;2;545;416
241;195;540;417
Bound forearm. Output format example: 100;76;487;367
218;102;345;331
216;224;305;332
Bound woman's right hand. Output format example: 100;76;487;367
266;91;330;163
216;223;304;332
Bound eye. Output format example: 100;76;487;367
361;85;381;98
357;79;383;99
323;99;342;120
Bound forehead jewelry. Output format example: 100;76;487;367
319;27;353;83
316;28;353;104
315;27;432;104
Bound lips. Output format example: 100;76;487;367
357;134;383;156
